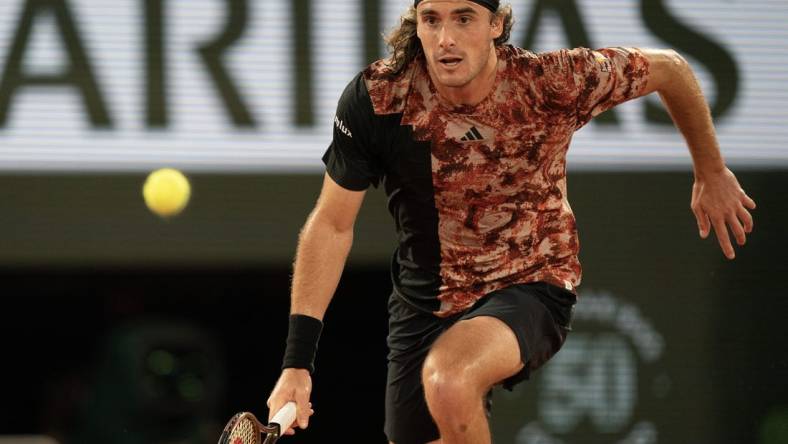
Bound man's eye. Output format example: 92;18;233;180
459;16;472;24
424;17;438;25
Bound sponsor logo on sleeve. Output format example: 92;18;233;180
334;115;353;138
595;54;612;73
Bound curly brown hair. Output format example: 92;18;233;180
383;3;514;76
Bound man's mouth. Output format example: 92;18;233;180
438;56;463;68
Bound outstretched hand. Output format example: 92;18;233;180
691;167;756;259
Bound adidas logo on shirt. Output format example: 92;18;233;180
460;126;484;142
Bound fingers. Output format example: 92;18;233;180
284;402;314;435
692;205;711;239
295;386;312;429
711;217;735;259
741;191;757;210
737;205;754;234
692;174;756;259
736;187;755;233
726;212;747;247
706;207;755;260
267;395;295;435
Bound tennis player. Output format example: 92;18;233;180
267;1;756;443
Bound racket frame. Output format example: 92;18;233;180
218;412;282;444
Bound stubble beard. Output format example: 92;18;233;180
429;44;493;90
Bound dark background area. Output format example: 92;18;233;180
0;266;392;443
0;170;786;443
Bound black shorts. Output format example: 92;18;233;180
384;282;576;444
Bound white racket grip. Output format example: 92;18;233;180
271;401;297;430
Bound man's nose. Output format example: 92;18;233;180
437;24;456;48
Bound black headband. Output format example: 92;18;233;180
414;0;499;13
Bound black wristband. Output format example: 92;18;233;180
282;314;323;374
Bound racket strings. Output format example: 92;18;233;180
228;415;261;444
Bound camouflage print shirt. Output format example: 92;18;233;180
322;45;650;317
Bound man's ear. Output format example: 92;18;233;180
490;13;503;39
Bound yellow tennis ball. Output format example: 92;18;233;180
143;168;191;217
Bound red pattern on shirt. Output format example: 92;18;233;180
364;46;649;316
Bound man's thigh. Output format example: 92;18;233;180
424;315;524;392
385;293;450;444
456;282;575;389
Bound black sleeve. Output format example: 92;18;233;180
321;72;383;191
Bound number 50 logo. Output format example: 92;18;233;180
517;290;666;444
541;333;637;433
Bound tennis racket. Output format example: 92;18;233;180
218;401;297;444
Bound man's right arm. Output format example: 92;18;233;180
290;172;366;319
266;172;366;435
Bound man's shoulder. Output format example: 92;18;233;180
499;44;543;66
500;45;599;83
360;57;421;116
362;57;400;82
500;44;581;70
500;44;536;59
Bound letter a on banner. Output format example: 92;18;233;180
0;0;112;128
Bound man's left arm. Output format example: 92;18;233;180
635;48;756;259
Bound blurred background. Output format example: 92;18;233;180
0;1;786;443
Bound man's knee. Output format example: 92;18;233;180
421;354;483;420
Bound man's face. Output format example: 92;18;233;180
416;1;503;89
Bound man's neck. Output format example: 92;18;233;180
429;47;499;107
